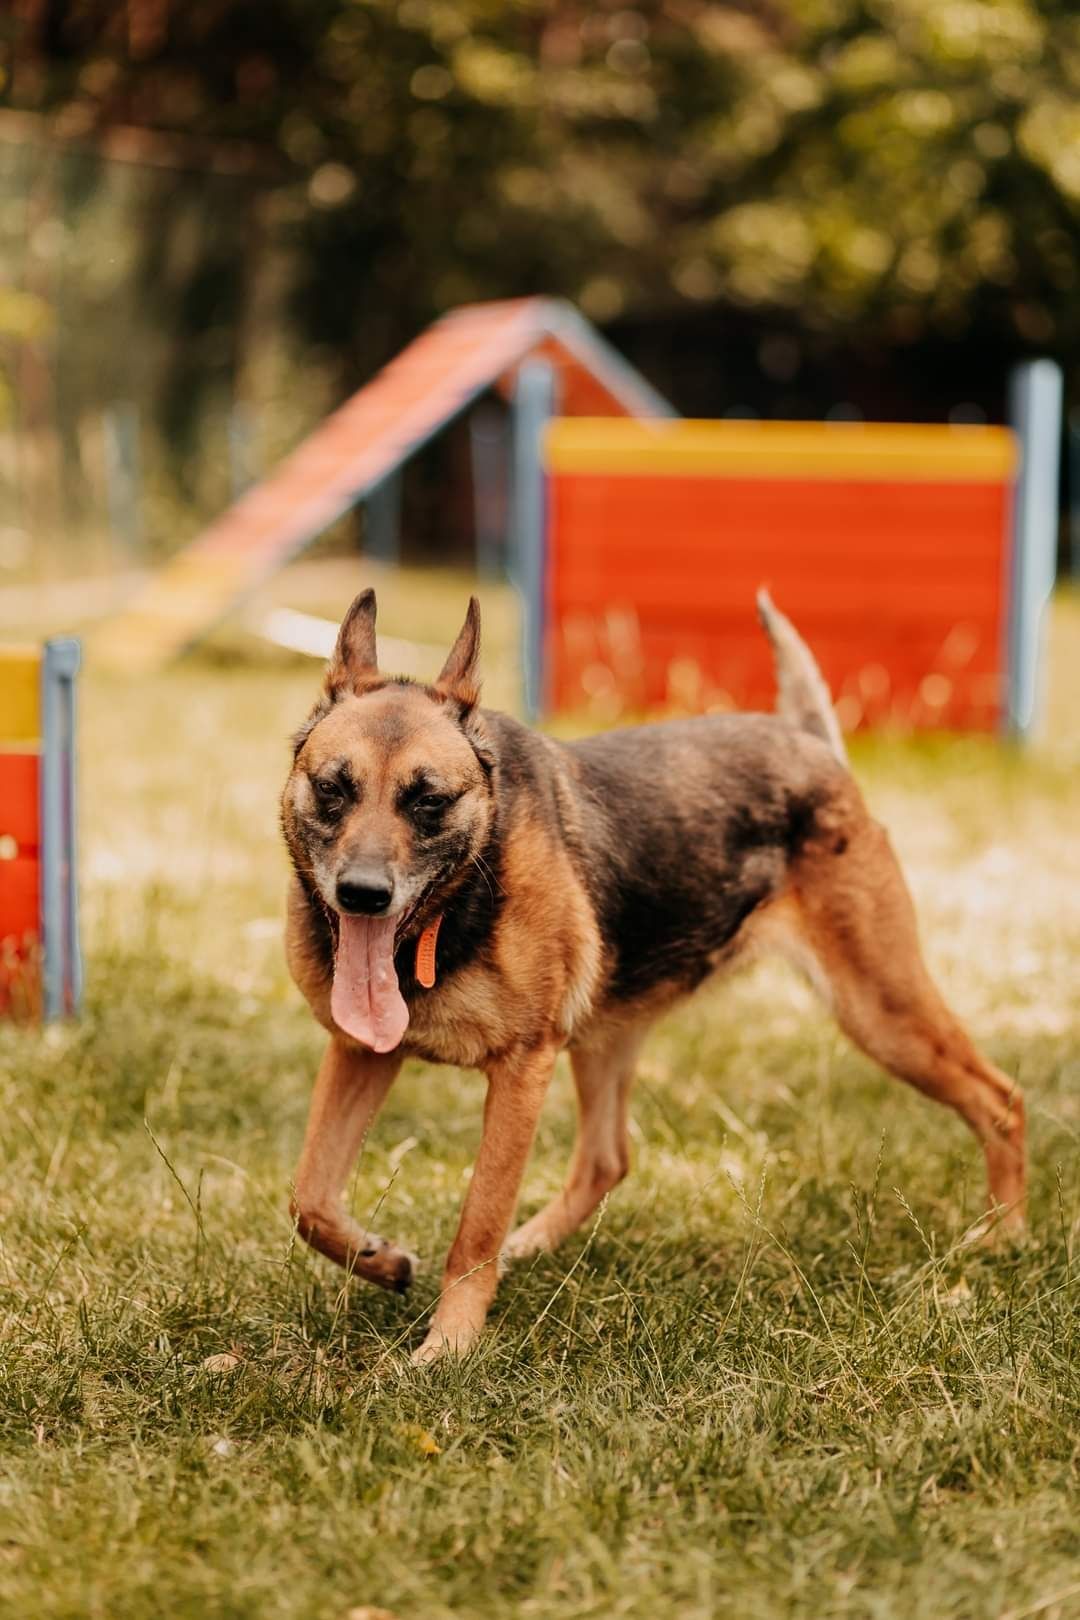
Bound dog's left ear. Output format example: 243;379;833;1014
435;596;481;711
326;588;379;696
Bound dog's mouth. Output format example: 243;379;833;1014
330;911;408;1054
324;878;442;1055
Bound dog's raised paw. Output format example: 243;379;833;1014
391;1249;418;1293
362;1237;419;1293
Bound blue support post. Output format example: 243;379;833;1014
40;638;81;1020
364;471;403;566
512;360;556;722
469;402;509;581
228;403;258;499
103;401;141;557
1067;409;1080;582
1006;360;1063;740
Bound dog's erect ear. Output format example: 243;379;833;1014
326;589;378;695
435;596;481;710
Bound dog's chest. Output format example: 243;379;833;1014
402;962;520;1068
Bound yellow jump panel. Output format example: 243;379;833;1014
544;419;1019;482
0;647;41;745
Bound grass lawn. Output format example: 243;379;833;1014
2;576;1080;1620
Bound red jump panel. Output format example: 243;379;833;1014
0;750;42;1015
545;462;1011;730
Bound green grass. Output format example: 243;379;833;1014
2;581;1080;1620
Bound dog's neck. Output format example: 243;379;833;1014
395;829;504;992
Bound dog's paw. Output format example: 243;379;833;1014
390;1246;420;1293
361;1236;419;1293
409;1321;481;1367
502;1216;555;1264
410;1333;448;1368
961;1207;1028;1250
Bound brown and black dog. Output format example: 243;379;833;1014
281;589;1026;1364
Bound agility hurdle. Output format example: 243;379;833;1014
92;293;1059;741
0;641;81;1020
524;384;1059;737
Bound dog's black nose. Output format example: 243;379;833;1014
336;878;393;916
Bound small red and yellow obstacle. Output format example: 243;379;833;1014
541;418;1023;731
0;641;81;1020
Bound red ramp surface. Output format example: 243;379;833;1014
100;298;670;673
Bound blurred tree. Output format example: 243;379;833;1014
7;0;1080;432
692;0;1080;361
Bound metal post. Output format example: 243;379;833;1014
1067;408;1080;582
512;360;556;722
103;401;141;557
1006;359;1063;739
469;402;508;581
364;471;403;565
228;402;257;499
40;638;81;1019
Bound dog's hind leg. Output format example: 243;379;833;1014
290;1037;417;1291
503;1024;645;1262
786;814;1026;1234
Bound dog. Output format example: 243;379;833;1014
281;589;1026;1363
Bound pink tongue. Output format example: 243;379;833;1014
331;913;409;1053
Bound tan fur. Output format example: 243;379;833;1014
285;876;336;1034
504;1022;644;1262
403;815;602;1068
289;1038;415;1291
757;587;848;764
283;595;1027;1365
789;788;1026;1226
413;1040;558;1363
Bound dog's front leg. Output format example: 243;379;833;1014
290;1037;417;1292
412;1044;557;1365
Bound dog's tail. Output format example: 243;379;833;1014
756;589;848;767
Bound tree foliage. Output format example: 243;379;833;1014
12;1;1080;399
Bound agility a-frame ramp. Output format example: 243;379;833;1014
98;298;673;674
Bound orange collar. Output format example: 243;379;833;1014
414;915;443;989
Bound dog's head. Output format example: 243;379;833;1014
282;590;495;1051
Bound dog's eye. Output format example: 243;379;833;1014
312;779;345;814
414;794;449;815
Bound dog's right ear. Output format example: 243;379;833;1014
325;588;379;696
435;596;481;711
